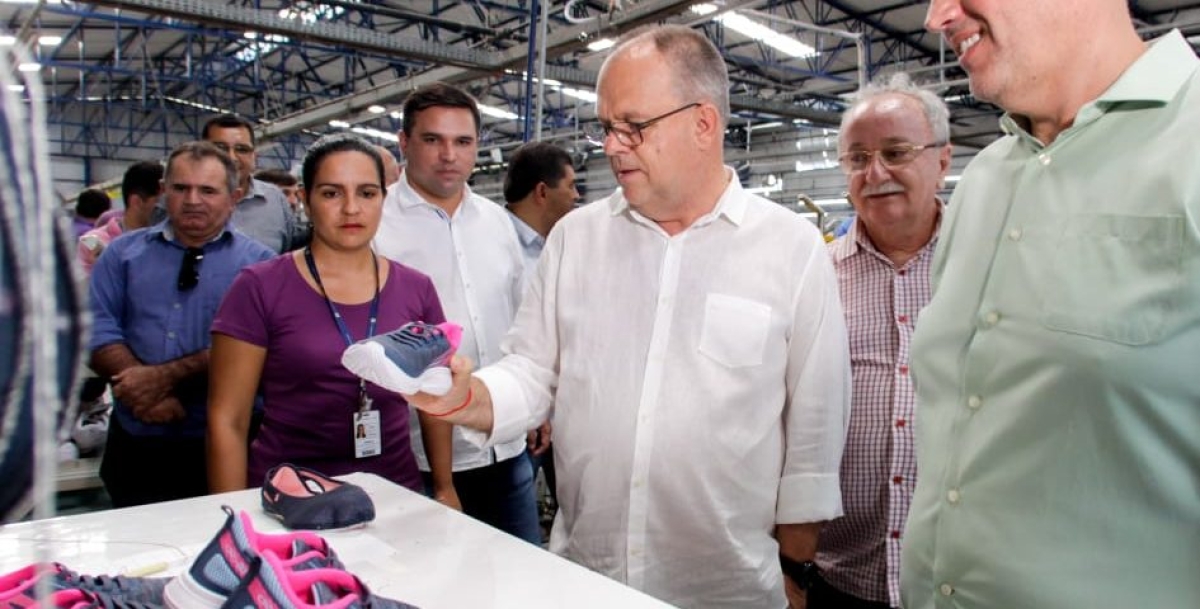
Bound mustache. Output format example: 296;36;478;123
861;182;905;197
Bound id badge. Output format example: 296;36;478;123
353;410;382;458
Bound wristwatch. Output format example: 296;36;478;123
779;554;821;590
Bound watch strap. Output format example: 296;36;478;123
779;554;821;591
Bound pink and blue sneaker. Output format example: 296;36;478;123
162;506;342;609
222;551;417;609
0;562;165;608
340;322;462;396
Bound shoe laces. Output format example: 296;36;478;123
52;566;164;605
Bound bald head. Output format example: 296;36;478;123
375;145;400;186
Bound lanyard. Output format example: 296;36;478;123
304;247;380;411
303;246;380;347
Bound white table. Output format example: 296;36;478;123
0;473;674;608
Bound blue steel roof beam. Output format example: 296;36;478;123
815;0;941;60
713;0;936;96
722;50;850;85
871;31;929;68
810;0;927;26
144;32;382;115
86;0;498;68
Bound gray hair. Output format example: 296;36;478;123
840;73;950;144
603;25;730;128
165;141;240;196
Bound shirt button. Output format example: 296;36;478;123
890;530;901;539
897;315;909;324
632;478;644;488
173;303;181;309
940;583;955;596
167;331;176;339
1038;154;1052;166
892;476;903;484
947;489;961;504
896;419;907;428
1008;228;1023;241
898;365;909;375
983;311;1000;326
897;269;907;276
967;395;982;410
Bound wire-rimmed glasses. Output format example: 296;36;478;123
837;141;947;173
582;102;701;147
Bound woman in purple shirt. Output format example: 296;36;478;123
207;134;458;506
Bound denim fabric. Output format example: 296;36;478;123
423;451;540;544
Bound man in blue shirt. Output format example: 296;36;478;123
202;114;305;253
89;141;273;507
502;141;580;532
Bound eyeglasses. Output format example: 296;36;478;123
583;102;701;147
837;141;946;173
210;142;255;156
177;247;204;291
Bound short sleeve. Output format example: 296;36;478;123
211;266;271;347
418;272;446;326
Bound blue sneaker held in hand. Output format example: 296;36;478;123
340;322;462;396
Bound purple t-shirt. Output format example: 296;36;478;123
211;255;445;492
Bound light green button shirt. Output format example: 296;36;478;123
902;31;1200;609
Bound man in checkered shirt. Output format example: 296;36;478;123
814;73;952;609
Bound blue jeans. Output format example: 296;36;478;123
422;451;540;544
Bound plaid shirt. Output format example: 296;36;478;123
817;215;938;607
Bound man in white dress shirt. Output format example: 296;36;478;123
405;26;850;608
372;82;539;543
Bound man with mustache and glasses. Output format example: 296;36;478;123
904;1;1200;608
88;141;272;507
814;74;950;609
403;25;850;608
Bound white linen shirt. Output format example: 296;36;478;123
374;171;527;471
472;171;851;608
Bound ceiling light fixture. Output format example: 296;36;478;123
700;10;816;58
351;126;399;142
587;38;615;52
479;104;519;120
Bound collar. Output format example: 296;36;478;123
608;166;747;228
829;198;944;264
508;212;544;249
1001;30;1197;143
394;168;473;215
149;219;232;248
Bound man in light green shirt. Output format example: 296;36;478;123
906;1;1200;608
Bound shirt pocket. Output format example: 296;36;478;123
698;293;772;368
1040;214;1183;345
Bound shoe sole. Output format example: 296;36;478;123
341;341;452;396
162;573;227;609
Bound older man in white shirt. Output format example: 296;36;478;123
405;26;850;608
